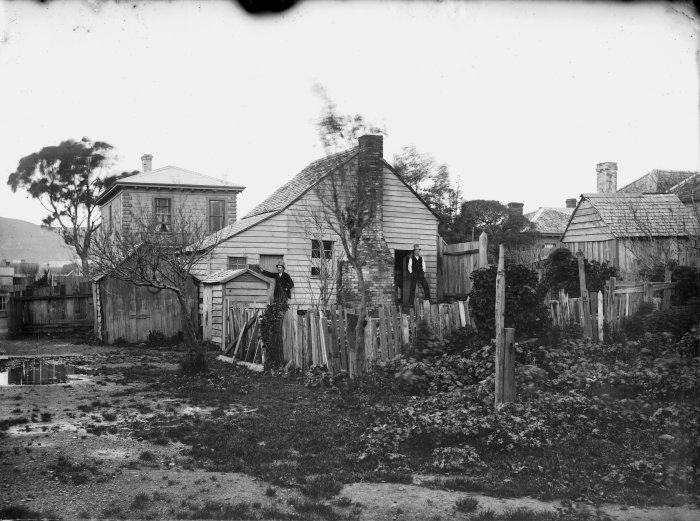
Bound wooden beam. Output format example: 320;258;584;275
494;244;506;408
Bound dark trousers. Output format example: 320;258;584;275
408;274;431;303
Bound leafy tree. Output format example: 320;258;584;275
448;199;538;260
393;145;462;236
7;138;114;276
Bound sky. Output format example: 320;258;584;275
0;0;698;228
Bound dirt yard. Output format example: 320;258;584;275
0;338;698;521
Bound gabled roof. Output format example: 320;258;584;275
617;170;696;194
524;207;574;235
200;268;272;285
668;172;700;203
565;193;700;238
95;166;245;205
199;144;438;250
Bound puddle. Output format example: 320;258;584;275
0;358;91;386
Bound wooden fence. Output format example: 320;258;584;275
221;300;476;374
7;277;93;336
547;276;677;340
438;232;488;299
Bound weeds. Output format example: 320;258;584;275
455;496;479;513
131;492;151;510
0;505;58;520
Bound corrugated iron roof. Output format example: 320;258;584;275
114;166;245;190
580;193;699;237
524;207;574;235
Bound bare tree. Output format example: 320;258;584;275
90;200;219;350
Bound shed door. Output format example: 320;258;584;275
260;254;284;272
202;285;213;341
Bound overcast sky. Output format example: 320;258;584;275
0;0;698;227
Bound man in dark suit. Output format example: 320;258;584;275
407;244;431;304
259;262;294;303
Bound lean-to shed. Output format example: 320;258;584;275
200;268;273;348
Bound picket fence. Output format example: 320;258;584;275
548;276;677;340
222;299;476;374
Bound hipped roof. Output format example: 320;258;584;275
524;207;574;235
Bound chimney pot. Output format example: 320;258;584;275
566;198;577;208
507;202;524;218
596;162;617;193
141;154;153;173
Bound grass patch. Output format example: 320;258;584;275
455;496;478;513
49;454;101;485
40;412;52;422
0;505;59;520
424;476;482;492
299;474;344;499
130;492;151;510
0;417;29;435
101;411;117;422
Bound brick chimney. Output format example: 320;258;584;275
596;162;617;193
340;135;395;309
507;202;524;218
566;198;577;208
141;154;153;173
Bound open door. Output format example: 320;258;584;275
394;250;413;305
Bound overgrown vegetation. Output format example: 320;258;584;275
540;248;618;298
259;301;289;369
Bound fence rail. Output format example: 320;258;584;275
223;300;476;374
548;276;677;340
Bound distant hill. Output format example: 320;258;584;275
0;217;75;265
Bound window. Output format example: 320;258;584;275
227;256;247;270
311;240;333;277
0;295;6;311
209;200;225;233
155;198;172;232
311;240;333;260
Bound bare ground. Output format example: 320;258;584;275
0;338;698;521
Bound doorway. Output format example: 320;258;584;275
394;250;413;305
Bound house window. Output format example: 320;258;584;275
227;256;247;270
155;198;172;232
311;240;333;277
0;295;6;311
311;240;333;260
209;200;225;233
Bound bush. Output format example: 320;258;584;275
541;248;617;298
623;300;700;341
639;262;700;306
260;301;288;369
179;350;207;374
469;263;549;340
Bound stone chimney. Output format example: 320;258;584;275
566;198;577;208
141;154;153;173
507;202;524;218
596;162;617;193
340;135;395;309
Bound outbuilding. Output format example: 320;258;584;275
200;268;274;348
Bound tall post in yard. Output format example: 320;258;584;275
503;328;515;402
494;244;506;407
577;251;592;339
478;232;488;268
597;291;604;341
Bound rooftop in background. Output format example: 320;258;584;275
524;207;575;235
95;166;245;205
573;193;700;237
617;170;697;194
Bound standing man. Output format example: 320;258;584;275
407;244;431;305
260;262;294;303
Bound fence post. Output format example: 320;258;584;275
576;251;592;339
494;244;506;407
503;327;515;403
597;291;604;342
662;269;672;310
478;232;488;268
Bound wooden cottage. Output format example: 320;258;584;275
93;274;198;344
196;135;441;308
200;268;273;348
561;193;700;278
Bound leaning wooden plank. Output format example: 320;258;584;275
226;311;255;357
329;307;342;372
378;306;390;360
346;312;359;376
245;318;260;362
400;313;410;353
216;356;264;372
318;310;332;372
457;301;466;328
337;307;349;372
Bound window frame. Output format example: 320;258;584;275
208;198;226;233
154;197;172;233
310;239;333;277
227;256;247;271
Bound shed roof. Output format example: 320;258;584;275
568;193;700;238
95;166;245;205
524;207;574;235
200;268;273;285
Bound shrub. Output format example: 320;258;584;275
179;351;207;374
541;248;617;298
260;301;289;369
469;263;549;340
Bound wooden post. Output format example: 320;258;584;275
662;269;672;310
494;244;506;407
503;328;515;403
597;291;604;342
478;231;488;268
577;252;592;339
